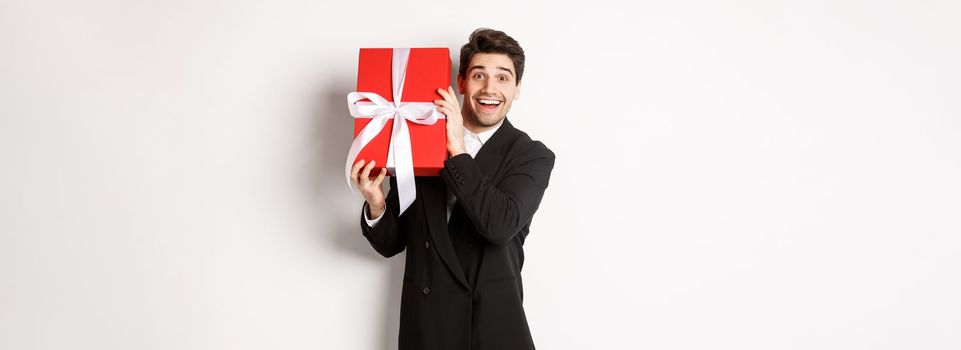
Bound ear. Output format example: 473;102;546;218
514;81;522;100
456;74;465;94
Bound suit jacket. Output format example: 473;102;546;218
360;118;556;350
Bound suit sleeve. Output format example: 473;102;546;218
440;142;556;245
360;176;407;257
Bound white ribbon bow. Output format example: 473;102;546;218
345;48;445;216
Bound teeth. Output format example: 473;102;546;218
478;99;501;105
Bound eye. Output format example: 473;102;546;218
472;73;484;79
498;75;510;81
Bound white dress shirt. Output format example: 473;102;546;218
365;120;503;227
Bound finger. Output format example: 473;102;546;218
361;160;375;184
448;86;456;99
374;168;387;186
437;106;452;118
352;159;366;175
443;96;458;109
438;88;458;105
434;99;455;111
445;89;459;106
351;159;366;185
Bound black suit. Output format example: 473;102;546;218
360;118;555;350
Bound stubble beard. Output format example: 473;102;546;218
464;103;508;129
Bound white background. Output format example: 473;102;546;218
2;1;959;349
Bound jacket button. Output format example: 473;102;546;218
425;241;430;248
423;287;431;295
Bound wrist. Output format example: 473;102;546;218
367;201;386;219
449;146;467;156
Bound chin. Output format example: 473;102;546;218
483;116;505;126
473;114;501;127
465;111;492;126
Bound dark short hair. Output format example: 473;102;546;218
458;28;525;85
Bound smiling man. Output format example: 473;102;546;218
350;28;555;350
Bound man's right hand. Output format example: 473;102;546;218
350;159;388;219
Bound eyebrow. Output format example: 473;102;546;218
468;65;514;77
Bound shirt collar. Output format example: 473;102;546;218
465;119;504;145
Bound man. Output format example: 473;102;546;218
349;28;555;350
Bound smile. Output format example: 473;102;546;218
476;99;502;112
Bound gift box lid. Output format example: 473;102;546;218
356;48;451;103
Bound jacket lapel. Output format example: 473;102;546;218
422;177;470;289
422;118;520;290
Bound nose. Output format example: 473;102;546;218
480;79;495;94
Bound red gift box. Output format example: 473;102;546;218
351;48;450;176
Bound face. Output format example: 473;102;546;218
457;53;521;130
